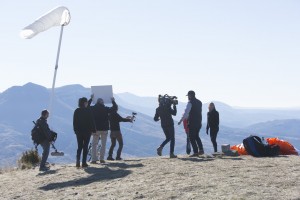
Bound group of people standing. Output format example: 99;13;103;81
36;89;219;171
73;96;133;168
155;90;220;158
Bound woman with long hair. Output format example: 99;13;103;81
73;97;95;168
206;102;219;152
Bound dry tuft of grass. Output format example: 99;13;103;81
17;149;41;170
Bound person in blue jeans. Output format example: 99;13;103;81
36;110;51;171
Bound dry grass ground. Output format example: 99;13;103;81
0;155;299;200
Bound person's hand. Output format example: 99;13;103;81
178;120;182;125
126;116;133;123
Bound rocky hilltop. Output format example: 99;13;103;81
1;155;300;200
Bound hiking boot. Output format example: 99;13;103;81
100;160;105;164
116;157;123;161
170;154;177;158
82;163;89;168
157;146;163;156
39;166;50;171
198;150;204;155
189;153;199;157
90;161;97;164
107;156;115;161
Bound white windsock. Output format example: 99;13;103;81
20;6;71;39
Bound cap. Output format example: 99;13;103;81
186;90;195;96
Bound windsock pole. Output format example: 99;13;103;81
49;25;64;122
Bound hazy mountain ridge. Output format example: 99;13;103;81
0;83;299;167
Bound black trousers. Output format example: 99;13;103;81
210;127;219;152
189;125;203;154
109;131;123;158
160;125;175;154
76;133;91;164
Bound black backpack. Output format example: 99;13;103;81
243;135;280;157
31;120;46;145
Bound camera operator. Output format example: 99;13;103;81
154;95;177;158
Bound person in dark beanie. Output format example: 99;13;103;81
37;109;51;171
206;102;219;152
178;90;204;156
154;96;177;158
107;107;133;161
73;97;96;168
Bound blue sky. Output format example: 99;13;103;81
1;1;299;107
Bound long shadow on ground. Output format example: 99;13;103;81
39;167;131;191
105;162;144;169
178;157;215;162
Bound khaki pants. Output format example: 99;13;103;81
91;130;108;161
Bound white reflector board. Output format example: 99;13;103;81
91;85;113;104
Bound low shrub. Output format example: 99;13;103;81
18;149;41;169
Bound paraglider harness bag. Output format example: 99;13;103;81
243;135;280;157
31;121;57;148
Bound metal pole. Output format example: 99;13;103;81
49;25;64;122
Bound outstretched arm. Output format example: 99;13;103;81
88;94;94;107
108;98;118;113
178;102;192;125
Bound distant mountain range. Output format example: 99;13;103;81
0;83;299;167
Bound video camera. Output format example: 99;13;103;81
159;94;178;106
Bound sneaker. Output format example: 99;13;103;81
116;157;123;161
82;163;89;168
90;161;97;164
107;156;115;161
76;163;80;168
100;160;105;164
170;154;177;158
157;146;163;156
39;166;50;171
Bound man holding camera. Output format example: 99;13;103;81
154;95;178;158
178;90;204;156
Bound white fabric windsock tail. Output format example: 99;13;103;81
20;6;70;39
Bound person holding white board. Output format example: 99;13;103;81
88;95;117;164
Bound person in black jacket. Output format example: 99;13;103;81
154;96;177;158
36;110;51;171
88;95;117;164
107;107;133;161
73;97;96;168
206;102;219;152
178;90;204;156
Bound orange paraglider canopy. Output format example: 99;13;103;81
266;138;299;155
231;143;248;155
